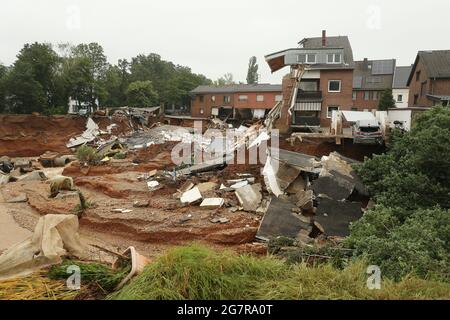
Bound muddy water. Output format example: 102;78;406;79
0;193;32;252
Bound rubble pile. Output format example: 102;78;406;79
0;113;373;288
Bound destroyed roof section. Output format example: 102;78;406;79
190;84;282;94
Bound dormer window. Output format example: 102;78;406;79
327;53;342;63
306;54;316;64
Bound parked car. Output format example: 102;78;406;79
352;119;383;144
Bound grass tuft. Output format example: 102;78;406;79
109;244;450;300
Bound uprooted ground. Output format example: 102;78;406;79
0;114;384;262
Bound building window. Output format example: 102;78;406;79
327;53;342;63
256;95;264;102
299;81;318;91
211;95;216;102
351;107;358;111
297;54;306;63
363;109;369;112
199;95;204;103
397;94;403;102
414;94;419;105
421;81;427;96
306;54;316;64
328;80;341;92
200;108;204;114
372;91;378;100
238;95;248;101
275;95;282;102
223;95;231;103
327;106;339;118
416;71;421;81
352;91;357;100
364;91;370;100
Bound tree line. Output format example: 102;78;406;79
0;42;213;114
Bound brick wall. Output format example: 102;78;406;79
319;69;354;127
408;59;432;107
191;91;281;118
352;90;384;111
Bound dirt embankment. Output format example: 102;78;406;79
278;136;386;161
0;115;132;157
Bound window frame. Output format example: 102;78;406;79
223;95;231;103
352;91;357;100
275;95;283;102
327;53;342;64
256;95;264;102
364;91;370;101
328;80;341;93
306;53;317;64
397;94;403;102
327;106;340;119
238;95;248;102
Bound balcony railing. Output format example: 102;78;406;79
296;90;322;102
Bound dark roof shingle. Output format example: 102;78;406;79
418;50;450;78
393;66;412;89
353;59;396;90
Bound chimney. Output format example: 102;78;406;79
363;58;369;69
322;30;326;47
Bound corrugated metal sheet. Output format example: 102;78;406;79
294;102;322;111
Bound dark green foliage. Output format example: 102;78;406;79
48;259;131;292
1;43;211;114
378;89;396;111
246;56;259;84
346;206;450;281
349;107;450;281
3;43;61;114
355;107;450;211
126;80;158;107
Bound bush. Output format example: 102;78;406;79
349;107;450;281
109;244;450;300
346;206;450;281
76;145;101;164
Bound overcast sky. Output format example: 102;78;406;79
1;0;450;84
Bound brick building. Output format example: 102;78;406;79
190;84;282;119
407;50;450;107
352;59;396;112
265;31;356;130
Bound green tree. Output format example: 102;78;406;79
214;73;235;86
63;43;108;111
347;106;450;280
378;89;396;111
246;56;259;84
101;60;129;107
0;63;7;112
3;43;60;114
126;80;159;107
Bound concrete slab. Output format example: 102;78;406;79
235;183;262;212
315;197;362;237
180;187;202;204
257;196;312;240
197;182;218;193
200;198;224;209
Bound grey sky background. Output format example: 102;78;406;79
1;0;450;84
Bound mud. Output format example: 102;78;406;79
0;114;132;157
